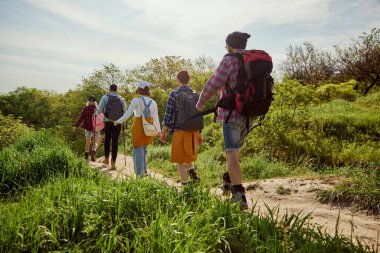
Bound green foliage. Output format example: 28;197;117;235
0;112;32;150
241;155;291;180
0;130;89;196
0;177;372;252
317;167;380;214
244;81;379;167
315;80;359;102
0;87;58;128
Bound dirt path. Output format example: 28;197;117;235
90;155;380;250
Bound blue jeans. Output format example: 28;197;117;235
133;146;147;176
222;116;256;152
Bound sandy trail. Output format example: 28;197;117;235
90;155;380;250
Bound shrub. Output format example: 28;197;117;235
315;80;359;102
0;112;32;150
0;130;89;196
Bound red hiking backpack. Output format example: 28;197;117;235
218;50;274;122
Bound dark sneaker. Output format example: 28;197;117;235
110;160;116;170
188;168;200;182
84;152;89;160
221;172;232;196
231;191;248;210
182;181;191;186
91;150;96;162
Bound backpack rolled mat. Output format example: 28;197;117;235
104;94;124;121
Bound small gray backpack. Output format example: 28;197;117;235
141;96;152;118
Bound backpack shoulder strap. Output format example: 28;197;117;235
141;96;148;107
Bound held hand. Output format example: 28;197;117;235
160;132;167;144
114;121;119;126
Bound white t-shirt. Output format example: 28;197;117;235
115;96;161;132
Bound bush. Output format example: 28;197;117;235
315;80;359;102
0;112;32;150
0;130;90;196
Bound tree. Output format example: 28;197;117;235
280;42;336;85
0;87;57;128
334;28;380;95
126;56;193;91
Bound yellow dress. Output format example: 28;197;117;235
132;117;154;147
171;130;199;163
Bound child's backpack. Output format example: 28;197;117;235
174;89;204;132
140;97;158;137
92;113;104;132
104;95;124;121
217;50;274;122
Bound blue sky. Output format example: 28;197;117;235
0;0;379;93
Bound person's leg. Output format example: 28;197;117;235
103;123;112;165
133;146;145;176
187;162;200;181
226;150;242;184
143;146;148;175
177;163;188;183
222;117;247;209
111;124;121;162
91;132;100;162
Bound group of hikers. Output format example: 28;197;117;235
74;31;274;210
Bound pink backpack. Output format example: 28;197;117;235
92;113;105;132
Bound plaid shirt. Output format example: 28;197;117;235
162;85;193;130
196;50;244;122
74;105;96;131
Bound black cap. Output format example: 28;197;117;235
88;95;96;102
226;32;251;49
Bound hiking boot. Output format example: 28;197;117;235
102;157;109;166
221;172;232;196
84;152;89;160
231;185;248;210
91;150;96;162
188;168;200;182
111;160;116;170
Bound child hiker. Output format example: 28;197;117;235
114;81;161;177
73;95;101;161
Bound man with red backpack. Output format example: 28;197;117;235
196;31;273;210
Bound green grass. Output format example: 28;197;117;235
0;130;376;252
317;167;380;214
148;144;312;187
0;130;89;196
1;175;374;252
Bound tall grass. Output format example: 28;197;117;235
317;167;380;214
0;176;374;252
0;130;375;252
0;130;90;196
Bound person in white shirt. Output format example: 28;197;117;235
114;81;161;177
